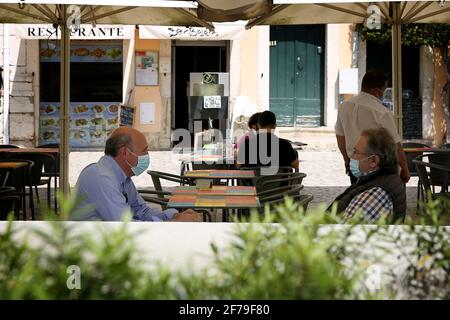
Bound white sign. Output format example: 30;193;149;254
339;68;359;94
139;23;245;40
140;102;155;125
14;24;135;39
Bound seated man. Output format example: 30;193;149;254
236;110;299;173
73;127;202;222
328;128;406;223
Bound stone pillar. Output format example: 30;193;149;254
420;45;435;142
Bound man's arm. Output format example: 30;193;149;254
396;143;410;183
336;135;350;174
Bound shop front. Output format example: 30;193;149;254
16;24;134;148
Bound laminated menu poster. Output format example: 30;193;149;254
39;102;120;147
40;43;123;63
135;51;158;86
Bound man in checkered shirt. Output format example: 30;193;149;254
328;128;406;223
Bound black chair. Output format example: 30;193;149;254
0;144;20;149
255;172;306;193
403;142;431;207
0;159;34;220
6;153;55;209
37;144;60;210
444;143;450;149
413;158;450;203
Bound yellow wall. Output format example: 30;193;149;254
240;27;259;107
133;33;161;133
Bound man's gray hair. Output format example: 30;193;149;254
361;128;398;172
105;132;132;157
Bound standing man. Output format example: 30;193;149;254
335;70;410;184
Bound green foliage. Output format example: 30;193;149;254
356;23;450;47
0;195;449;299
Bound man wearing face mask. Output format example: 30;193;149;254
74;127;202;222
328;128;406;223
334;69;410;185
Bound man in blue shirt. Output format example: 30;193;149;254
73;127;202;222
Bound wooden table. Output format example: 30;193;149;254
0;148;59;154
172;186;256;196
0;161;29;170
183;169;255;180
169;185;259;222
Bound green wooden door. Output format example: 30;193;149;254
270;25;325;127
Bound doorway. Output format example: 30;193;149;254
269;25;325;127
172;42;228;134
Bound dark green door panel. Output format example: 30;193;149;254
270;25;325;127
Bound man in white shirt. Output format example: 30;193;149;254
335;70;410;184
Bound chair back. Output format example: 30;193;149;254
444;143;450;149
147;170;194;196
37;144;60;174
0;195;20;220
414;158;450;201
6;153;55;185
256;172;306;193
427;152;450;189
0;186;16;195
402;142;430;176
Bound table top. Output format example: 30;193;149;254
183;169;255;179
168;194;260;209
0;148;59;153
404;147;450;153
0;161;29;169
173;186;256;196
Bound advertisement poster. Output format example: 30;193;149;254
40;102;120;147
135;51;158;86
40;42;122;63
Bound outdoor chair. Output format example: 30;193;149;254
6;153;55;209
413;158;450;203
403;142;431;206
0;159;35;220
37;143;60;211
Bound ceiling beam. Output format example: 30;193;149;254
408;5;450;23
174;8;214;30
403;1;432;22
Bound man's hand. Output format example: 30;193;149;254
172;209;202;222
400;168;411;184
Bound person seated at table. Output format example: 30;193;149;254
328;128;406;223
236;110;299;172
235;112;261;149
73;127;202;222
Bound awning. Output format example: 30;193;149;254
139;22;246;40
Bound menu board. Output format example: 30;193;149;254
40;102;120;147
40;43;123;63
119;105;135;127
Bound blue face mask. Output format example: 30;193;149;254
349;155;374;178
349;158;362;178
126;148;150;176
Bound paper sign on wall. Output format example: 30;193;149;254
140;102;155;125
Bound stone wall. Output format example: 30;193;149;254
1;25;36;147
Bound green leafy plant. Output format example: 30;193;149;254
0;195;449;299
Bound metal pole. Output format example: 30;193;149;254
392;2;403;137
2;24;10;144
59;5;70;195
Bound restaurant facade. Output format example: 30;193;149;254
0;23;445;149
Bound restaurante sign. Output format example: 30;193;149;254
15;24;134;39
